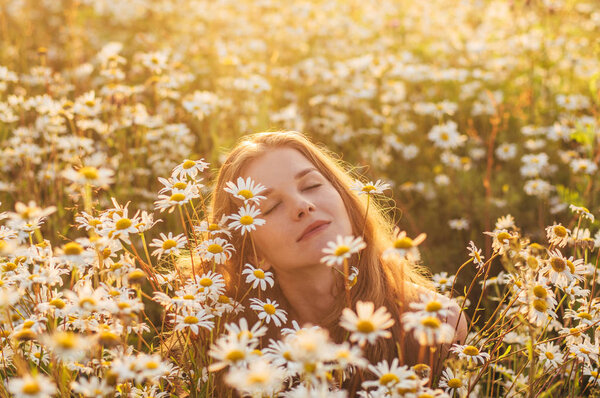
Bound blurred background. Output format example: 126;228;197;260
0;0;598;283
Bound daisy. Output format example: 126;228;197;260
362;358;417;391
227;204;266;235
172;308;215;334
249;298;288;327
224;317;268;344
340;301;394;347
171;158;209;180
242;263;275;291
194;215;232;238
8;374;57;398
350;179;391;196
321;235;367;267
569;204;595;222
224;176;267;204
149;232;187;259
71;376;113;397
384;228;426;262
438;368;468;397
542;249;583;287
197;237;235;264
495;214;516;230
401;311;455;346
208;331;255;372
194;271;226;298
432;272;455;293
62;165;114;188
154;185;198;213
408;293;454;318
42;331;90;362
537;342;563;370
448;218;469;230
224;358;285;398
450;344;490;365
467;241;485;269
545;223;570;248
483;229;516;255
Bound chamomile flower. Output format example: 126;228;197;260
197;237;235;264
340;301;394;347
71;376;113;397
208;331;255;371
171;158;209;180
432;272;455;293
242;263;275;291
495;214;516;230
149;232;187;259
350;179;391;196
224;176;267;204
225;358;285;398
402;311;455;345
384;228;426;262
321;235;367;267
172;308;215;334
448;218;469;230
194;215;232;238
484;229;517;255
537;342;563;370
249;298;288;327
62;165;114;188
438;368;468;397
228;204;266;235
8;374;57;398
542;249;583;288
467;241;485;269
409;293;454;318
545;223;570;248
450;344;490;365
154;185;198;213
362;358;416;391
224;318;268;344
569;204;595;222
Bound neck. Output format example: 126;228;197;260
275;263;342;326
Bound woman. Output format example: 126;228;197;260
176;131;466;394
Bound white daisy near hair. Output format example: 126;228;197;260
401;311;455;346
321;235;367;267
227;204;266;235
171;308;215;334
224;176;267;204
242;263;274;291
339;301;394;347
249;298;288;327
350;179;391;196
171;158;209;180
384;228;426;262
197;237;235;264
149;232;187;259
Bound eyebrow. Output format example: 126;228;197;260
262;167;319;197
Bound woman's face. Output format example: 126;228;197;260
240;147;353;274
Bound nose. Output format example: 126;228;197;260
293;197;315;220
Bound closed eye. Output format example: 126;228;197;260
264;202;280;215
302;184;321;191
264;184;321;215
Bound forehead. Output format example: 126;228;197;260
241;147;317;187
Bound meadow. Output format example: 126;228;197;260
0;0;599;396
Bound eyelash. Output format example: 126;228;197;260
263;184;322;215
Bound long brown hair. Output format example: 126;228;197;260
201;131;434;367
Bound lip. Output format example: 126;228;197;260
297;220;331;242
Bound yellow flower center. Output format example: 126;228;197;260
21;381;41;394
248;373;268;385
239;215;254;225
162;239;177;250
173;182;187;189
567;260;575;273
425;301;442;312
63;242;83;255
263;304;276;315
553;225;567;237
533;286;547;299
184;316;199;324
463;345;480;356
448;378;463;389
438;278;447;284
145;361;158;369
356;320;375;333
79;297;96;307
200;278;213;287
533;299;548;312
50;298;65;309
421;317;441;329
226;349;245;362
237;189;254;199
3;262;17;271
394;237;413;249
334;245;350;256
496;232;511;242
79;166;99;180
115;218;132;230
208;223;219;231
183;160;196;169
23;320;35;328
218;295;230;304
362;185;376;193
55;332;77;349
379;373;399;385
118;302;130;309
578;312;592;320
253;269;265;279
207;244;223;254
545;352;554;360
304;362;317;373
527;256;539;270
550;257;565;272
170;193;186;202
